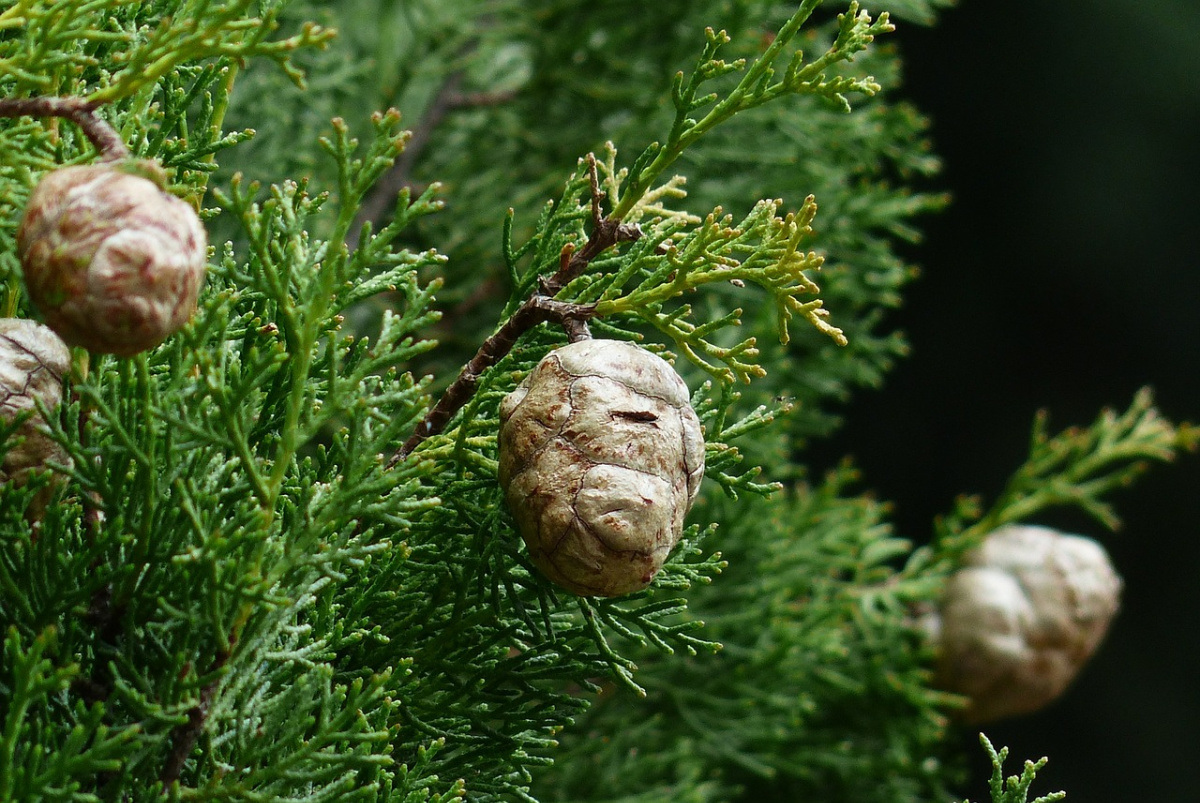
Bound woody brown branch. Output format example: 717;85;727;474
388;155;641;466
389;295;596;465
160;644;233;787
0;96;129;161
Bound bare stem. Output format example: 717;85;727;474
389;296;596;465
388;154;642;466
160;645;232;788
541;154;643;297
0;96;129;161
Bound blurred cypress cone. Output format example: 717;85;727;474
928;524;1122;723
0;318;71;520
17;162;207;356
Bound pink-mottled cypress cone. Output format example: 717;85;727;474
17;163;207;356
498;340;705;597
0;318;71;518
930;523;1122;723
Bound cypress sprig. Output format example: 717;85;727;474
915;387;1198;571
86;2;333;105
1;1;1191;801
0;628;137;800
611;1;893;219
966;734;1066;803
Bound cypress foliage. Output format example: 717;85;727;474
0;2;1189;801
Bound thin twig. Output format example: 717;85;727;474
388;296;596;465
540;154;643;297
0;96;129;161
160;645;232;787
388;154;642;466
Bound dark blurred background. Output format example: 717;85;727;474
819;1;1199;799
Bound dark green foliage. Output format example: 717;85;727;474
535;465;957;803
0;1;1189;802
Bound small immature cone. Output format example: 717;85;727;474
0;319;71;518
17;163;207;356
498;340;706;596
930;524;1122;724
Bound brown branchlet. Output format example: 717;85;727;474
0;96;129;161
391;153;639;464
